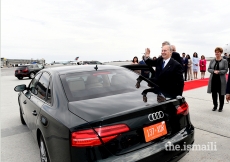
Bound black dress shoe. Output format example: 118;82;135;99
218;109;223;112
212;107;217;111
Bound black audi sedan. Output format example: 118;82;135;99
14;65;194;162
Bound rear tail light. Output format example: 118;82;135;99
177;102;189;115
71;124;129;147
22;68;28;72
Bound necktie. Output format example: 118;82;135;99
162;61;165;69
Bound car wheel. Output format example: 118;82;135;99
19;107;26;125
29;72;35;79
17;76;23;80
39;135;50;162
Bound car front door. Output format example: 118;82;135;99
25;72;51;138
20;73;42;130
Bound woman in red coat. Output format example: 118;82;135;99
199;55;207;79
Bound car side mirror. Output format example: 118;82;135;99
31;87;38;95
14;84;27;92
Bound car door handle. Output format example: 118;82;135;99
23;100;27;104
32;110;37;116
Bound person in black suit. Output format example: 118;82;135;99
181;53;188;81
162;42;183;66
171;45;183;66
223;53;228;59
226;73;230;102
140;45;184;98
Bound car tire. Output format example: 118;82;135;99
19;107;26;125
39;135;50;162
29;72;35;79
17;76;23;80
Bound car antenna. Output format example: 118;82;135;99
94;65;98;71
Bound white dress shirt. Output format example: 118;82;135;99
163;58;171;68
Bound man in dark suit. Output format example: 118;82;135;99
142;45;184;97
223;53;228;59
181;53;188;81
226;74;230;102
171;45;183;66
162;42;183;66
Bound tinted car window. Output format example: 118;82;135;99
35;72;51;100
60;69;150;101
46;82;52;104
29;73;42;90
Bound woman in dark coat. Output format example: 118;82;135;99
207;47;228;112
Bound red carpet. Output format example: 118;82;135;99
184;74;229;91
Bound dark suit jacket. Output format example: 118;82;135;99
145;57;184;97
226;74;230;94
182;57;188;71
172;52;183;66
228;58;230;68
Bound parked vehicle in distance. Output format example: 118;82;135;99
15;64;44;80
14;65;194;162
82;61;104;65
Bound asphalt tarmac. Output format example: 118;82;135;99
1;64;230;162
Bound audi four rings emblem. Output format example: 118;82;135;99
148;111;164;121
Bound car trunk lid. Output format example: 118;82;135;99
68;91;189;155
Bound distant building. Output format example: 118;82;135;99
1;58;45;67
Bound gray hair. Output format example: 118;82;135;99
171;45;176;52
162;41;170;46
169;45;173;52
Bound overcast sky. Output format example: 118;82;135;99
2;0;230;63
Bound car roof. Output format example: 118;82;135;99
45;65;123;75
